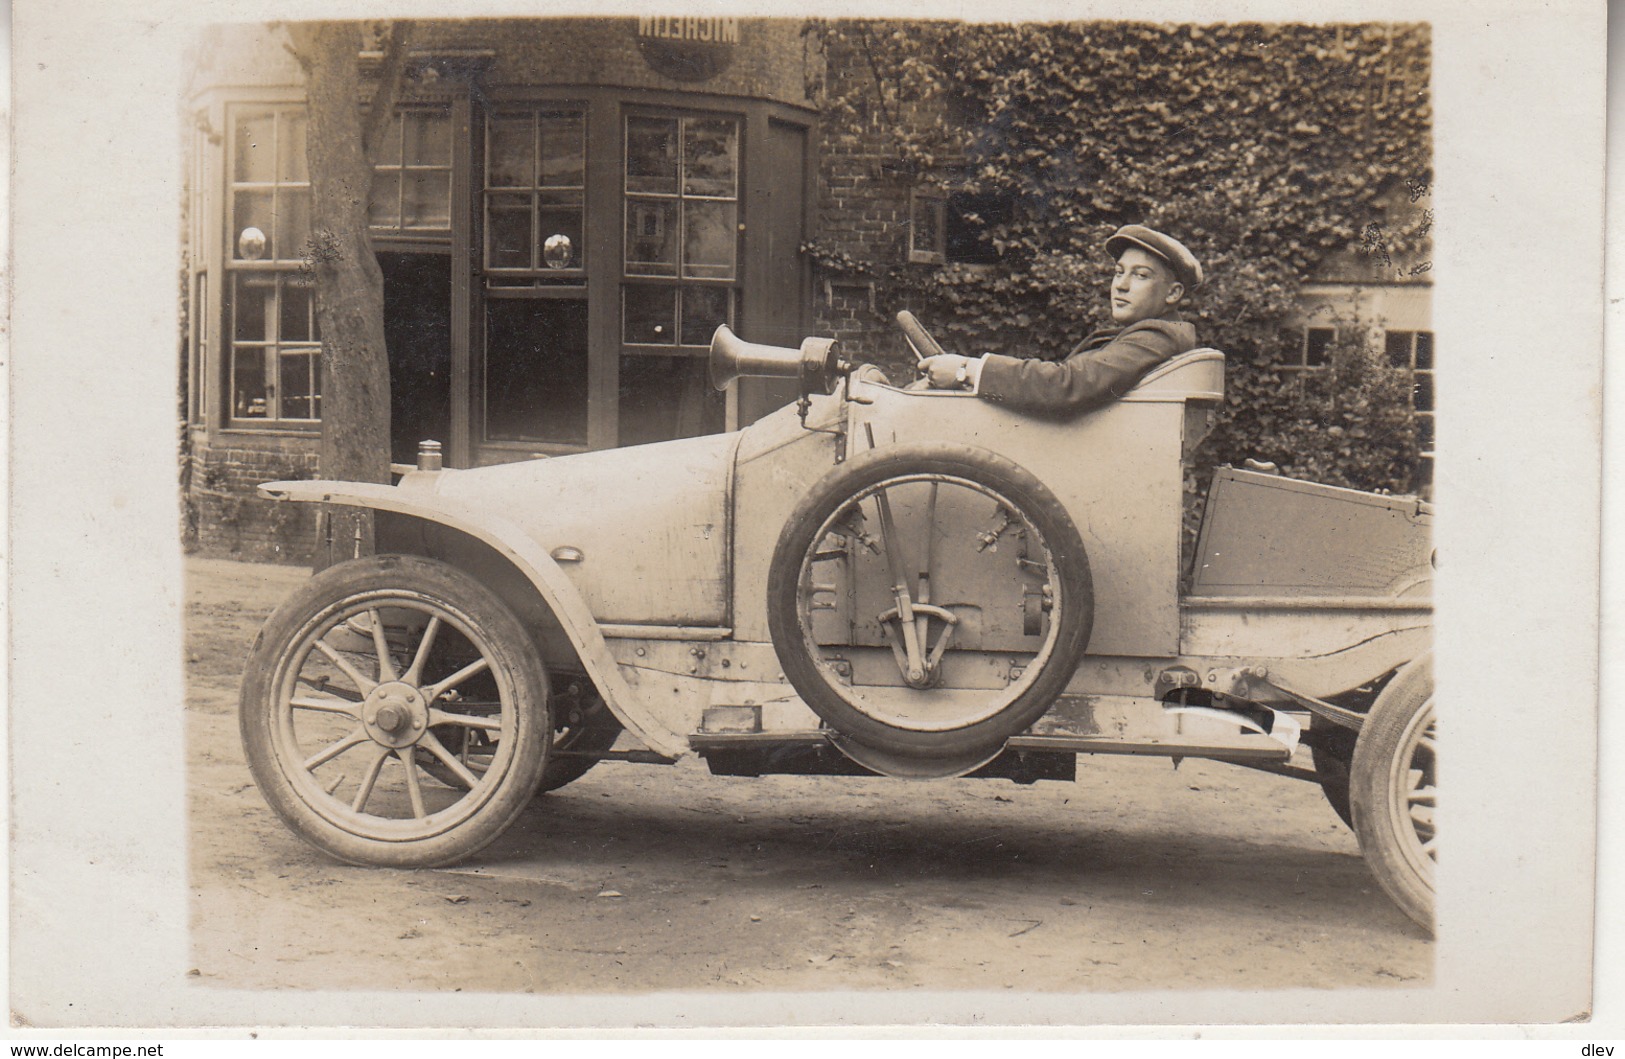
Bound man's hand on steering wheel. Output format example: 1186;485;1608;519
919;353;973;390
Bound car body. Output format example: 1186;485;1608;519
242;321;1436;930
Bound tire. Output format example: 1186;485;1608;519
417;692;622;795
538;716;623;792
767;442;1093;759
1350;653;1436;932
240;554;551;868
1310;723;1357;830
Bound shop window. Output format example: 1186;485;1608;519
620;112;735;442
229;106;310;266
483;109;586;276
483;297;589;445
227;272;321;421
370;108;453;234
225;104;317;425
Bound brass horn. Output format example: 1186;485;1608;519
709;324;844;396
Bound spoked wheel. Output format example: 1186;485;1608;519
1350;654;1436;932
240;555;550;868
767;443;1093;760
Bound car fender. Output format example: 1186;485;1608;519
258;478;688;760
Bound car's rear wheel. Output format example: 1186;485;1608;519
767;443;1092;760
1350;654;1436;932
240;554;550;868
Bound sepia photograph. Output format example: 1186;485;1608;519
6;0;1609;1034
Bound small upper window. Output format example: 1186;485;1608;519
370;108;454;234
229;106;310;265
484;109;587;276
909;188;945;264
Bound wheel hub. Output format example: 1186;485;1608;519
362;681;429;748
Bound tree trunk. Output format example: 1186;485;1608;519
284;21;412;567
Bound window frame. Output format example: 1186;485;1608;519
908;186;946;265
369;104;457;243
1385;328;1436;460
619;106;743;358
480;105;589;281
221;100;322;431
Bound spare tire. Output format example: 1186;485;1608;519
766;442;1092;759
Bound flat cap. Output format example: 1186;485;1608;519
1106;225;1203;290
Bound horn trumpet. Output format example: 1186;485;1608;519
709;325;845;396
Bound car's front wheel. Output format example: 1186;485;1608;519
239;554;551;868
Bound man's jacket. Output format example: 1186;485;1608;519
976;310;1198;417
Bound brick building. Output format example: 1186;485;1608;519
181;18;1431;559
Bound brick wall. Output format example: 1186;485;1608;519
183;430;321;563
808;34;953;375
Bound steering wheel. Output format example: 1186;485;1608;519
895;310;947;361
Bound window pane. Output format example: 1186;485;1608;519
1414;372;1434;413
626;117;679;195
618;354;724;447
1304;327;1334;367
625;199;678;275
946;191;1013;264
680;286;730;345
911;193;943;258
231;346;270;419
484;298;590;443
624;285;677;344
683;200;737;279
1418;413;1435;450
278;111;308;183
233;190;276;261
488;115;534;188
280;349;319;420
233;109;277;183
683;118;738;197
280;282;314;343
275;188;311;262
369;169;403;228
1414;331;1434;370
231;273;273;342
375;112;404;167
403;171;451;229
539;111;585;188
486;194;532;270
1386;330;1414;368
403;111;450;167
537;193;584;269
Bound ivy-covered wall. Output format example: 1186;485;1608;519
805;20;1432;497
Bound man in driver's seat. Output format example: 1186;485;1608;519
919;224;1202;415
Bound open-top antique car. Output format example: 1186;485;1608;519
241;313;1436;929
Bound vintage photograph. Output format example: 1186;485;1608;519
177;16;1440;996
8;0;1609;1033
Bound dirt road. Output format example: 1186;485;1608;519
186;556;1430;997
